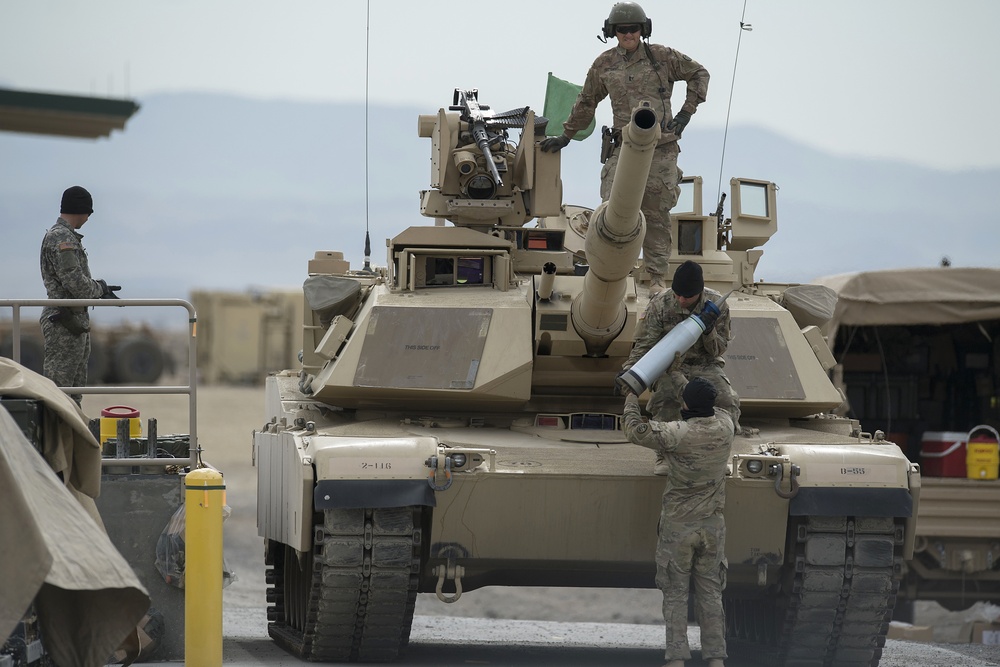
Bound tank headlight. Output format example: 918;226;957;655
746;459;764;474
451;453;468;469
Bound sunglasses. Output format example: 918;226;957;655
616;24;641;34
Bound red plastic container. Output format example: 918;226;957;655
920;431;967;477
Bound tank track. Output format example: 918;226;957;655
265;506;423;662
727;516;904;667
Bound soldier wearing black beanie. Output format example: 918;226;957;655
40;185;118;405
681;376;717;419
622;257;741;471
671;260;704;298
60;185;94;215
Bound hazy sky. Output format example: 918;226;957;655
2;0;999;170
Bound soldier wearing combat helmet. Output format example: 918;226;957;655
39;186;120;405
540;2;709;296
622;376;733;667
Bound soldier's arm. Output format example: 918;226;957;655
52;242;103;299
665;47;709;115
562;58;608;139
623;396;686;452
623;299;668;370
701;303;731;358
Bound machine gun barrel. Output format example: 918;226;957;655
472;122;503;186
571;102;661;356
454;89;503;187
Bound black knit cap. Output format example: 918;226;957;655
671;260;704;298
682;377;717;418
61;186;94;215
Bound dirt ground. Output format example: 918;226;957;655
83;384;996;643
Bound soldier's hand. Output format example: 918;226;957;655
614;370;629;396
540;134;571;153
698;305;719;333
624;392;640;408
665;110;691;138
97;279;121;299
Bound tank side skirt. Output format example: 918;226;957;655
315;479;436;509
266;506;423;661
789;488;913;518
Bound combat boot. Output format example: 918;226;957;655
649;275;666;297
662;660;684;667
706;659;725;667
654;453;670;475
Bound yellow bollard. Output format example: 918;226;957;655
185;467;225;667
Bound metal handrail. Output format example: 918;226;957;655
0;298;198;468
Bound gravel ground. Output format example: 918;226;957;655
84;383;1000;662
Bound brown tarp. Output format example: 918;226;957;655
813;267;1000;340
0;358;149;667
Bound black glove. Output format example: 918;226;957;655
614;370;632;397
97;279;122;299
698;302;720;333
540;134;571;153
665;110;691;138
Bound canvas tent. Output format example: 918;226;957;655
814;267;1000;339
0;358;149;667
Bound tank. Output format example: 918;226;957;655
253;88;919;665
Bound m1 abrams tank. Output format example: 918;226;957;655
254;88;919;665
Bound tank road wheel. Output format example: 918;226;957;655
727;516;903;667
266;506;424;662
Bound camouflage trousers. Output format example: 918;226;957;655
647;364;741;428
41;311;90;406
655;513;728;662
600;143;681;279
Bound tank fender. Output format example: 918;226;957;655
775;443;917;522
309;434;440;509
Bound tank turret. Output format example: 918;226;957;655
296;95;659;411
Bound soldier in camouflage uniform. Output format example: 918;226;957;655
622;376;733;667
623;260;740;476
540;1;709;295
39;186;118;405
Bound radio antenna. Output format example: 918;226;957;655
362;0;373;273
716;0;753;205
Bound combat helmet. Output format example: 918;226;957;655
603;2;652;38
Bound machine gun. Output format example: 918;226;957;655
450;89;538;188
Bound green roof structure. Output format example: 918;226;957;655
0;88;140;139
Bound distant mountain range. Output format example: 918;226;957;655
1;92;997;328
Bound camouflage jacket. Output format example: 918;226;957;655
622;397;734;522
562;42;709;146
624;287;730;372
40;218;103;313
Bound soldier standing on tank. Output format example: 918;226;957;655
622;260;739;473
540;1;709;295
40;186;119;406
622;376;733;667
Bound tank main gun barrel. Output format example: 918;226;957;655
571;102;661;356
